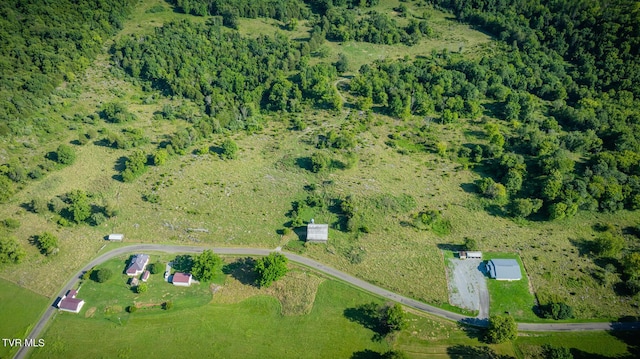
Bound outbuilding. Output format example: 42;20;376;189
108;234;124;241
306;223;329;243
487;259;522;281
172;273;192;287
459;251;482;259
58;289;85;313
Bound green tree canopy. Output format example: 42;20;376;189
486;314;517;344
67;190;91;223
254;252;289;287
92;268;113;283
35;232;59;256
55;144;76;165
0;237;26;264
191;250;223;282
220;139;239;160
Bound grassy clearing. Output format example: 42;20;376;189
485;253;538;321
32;280;393;359
0;278;49;358
515;331;635;359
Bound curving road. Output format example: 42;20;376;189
14;244;640;359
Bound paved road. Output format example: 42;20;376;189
15;244;640;359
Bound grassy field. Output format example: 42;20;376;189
32;280;389;359
485;253;538;322
0;278;49;358
31;266;525;359
1;0;639;327
515;331;636;359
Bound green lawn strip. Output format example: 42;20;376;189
0;278;49;358
484;252;538;321
31;280;391;359
515;331;633;358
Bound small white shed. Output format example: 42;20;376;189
108;234;124;241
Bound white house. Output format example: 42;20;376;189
126;254;149;276
459;251;482;259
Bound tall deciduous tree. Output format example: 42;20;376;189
254;252;289;287
67;190;91;223
486;314;517;343
191;250;222;282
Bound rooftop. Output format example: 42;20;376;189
173;272;191;283
487;259;522;280
307;223;329;242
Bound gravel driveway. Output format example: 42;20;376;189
446;257;490;318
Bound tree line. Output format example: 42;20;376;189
0;0;135;125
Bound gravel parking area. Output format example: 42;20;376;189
446;257;489;318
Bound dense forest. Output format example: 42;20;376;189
0;0;135;126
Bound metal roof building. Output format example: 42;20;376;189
306;223;329;243
487;259;522;281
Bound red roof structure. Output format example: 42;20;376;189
172;272;192;286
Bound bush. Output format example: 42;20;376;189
2;218;21;229
90;212;107;226
539;302;573;320
148;262;162;274
55;144;76;165
310;151;331;173
127;305;138;313
135;283;148;293
163;301;173;310
0;237;26;264
220;139;238;160
543;345;573;359
35;232;59;256
30;198;48;213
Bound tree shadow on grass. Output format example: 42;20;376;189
568;237;595;257
350;350;383;359
447;345;514;359
344;302;388;341
222;257;258;286
296;156;313;172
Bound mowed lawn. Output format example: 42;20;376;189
31;280;393;359
0;278;49;358
485;253;538;321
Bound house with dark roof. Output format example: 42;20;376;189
58;289;85;313
172;272;192;287
306;223;329;243
126;254;149;276
487;259;522;281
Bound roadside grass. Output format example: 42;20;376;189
485;253;538;321
0;278;49;359
515;331;634;359
32;280;394;359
